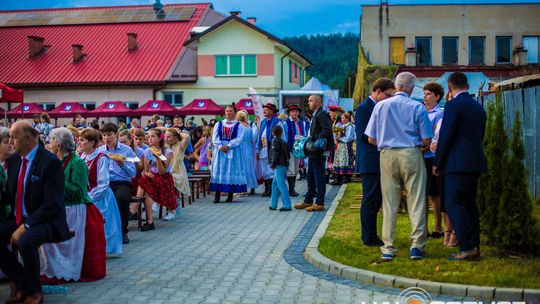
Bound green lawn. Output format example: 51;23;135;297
318;183;540;289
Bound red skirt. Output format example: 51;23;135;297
80;203;106;282
139;172;178;210
40;204;106;284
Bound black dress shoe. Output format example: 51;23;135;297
122;234;130;244
269;207;276;210
140;222;155;232
226;193;234;202
364;237;384;247
279;207;292;211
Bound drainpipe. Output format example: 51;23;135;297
280;49;293;90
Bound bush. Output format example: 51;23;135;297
495;111;538;252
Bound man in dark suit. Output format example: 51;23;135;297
355;78;395;246
0;121;71;304
294;95;333;212
433;72;487;260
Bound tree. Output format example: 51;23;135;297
495;111;538;252
477;90;508;245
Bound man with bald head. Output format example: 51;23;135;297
365;72;433;261
0;121;70;304
294;95;333;212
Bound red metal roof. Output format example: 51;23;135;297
7;103;44;118
48;102;90;118
177;98;223;116
0;4;209;86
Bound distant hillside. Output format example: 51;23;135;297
283;33;359;97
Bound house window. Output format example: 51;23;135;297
469;36;485;65
289;60;292;83
415;37;432;66
523;36;539;64
215;55;257;76
80;102;96;111
163;92;183;106
39;103;55;111
294;63;298;78
442;37;458;65
496;36;512;64
300;68;304;86
389;37;405;65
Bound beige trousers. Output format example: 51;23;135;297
379;147;428;255
287;155;300;177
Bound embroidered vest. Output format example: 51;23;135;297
86;152;105;192
285;118;305;152
259;116;280;149
217;120;240;141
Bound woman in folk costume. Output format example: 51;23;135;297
166;127;191;208
210;105;247;203
0;127;12;280
137;128;177;230
79;128;123;255
236;110;258;193
257;103;283;197
331;112;356;185
40;128;106;282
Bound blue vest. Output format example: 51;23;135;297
217;120;240;141
259;116;280;149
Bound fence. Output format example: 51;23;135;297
479;85;540;199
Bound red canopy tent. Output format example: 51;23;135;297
177;99;224;116
92;101;132;117
48;102;90;118
133;100;179;116
235;98;254;114
7;103;44;119
0;83;23;103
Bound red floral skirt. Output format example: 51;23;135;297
80;203;106;282
139;172;178;210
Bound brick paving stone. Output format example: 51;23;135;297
0;181;473;303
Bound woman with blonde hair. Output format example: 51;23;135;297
236;110;258;193
166;127;191;216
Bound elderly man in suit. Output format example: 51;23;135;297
433;72;487;261
294;95;334;212
355;78;395;246
0;121;71;304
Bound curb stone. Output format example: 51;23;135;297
303;184;539;301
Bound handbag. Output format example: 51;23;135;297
304;136;326;158
293;135;308;159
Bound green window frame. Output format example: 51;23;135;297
215;55;257;76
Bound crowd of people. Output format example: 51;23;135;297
0;71;486;303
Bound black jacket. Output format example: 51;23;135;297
309;108;334;151
2;145;72;243
269;137;289;169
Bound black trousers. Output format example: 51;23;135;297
305;156;326;205
0;220;51;295
110;181;132;235
360;173;382;243
444;173;481;252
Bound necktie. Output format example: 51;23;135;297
15;157;28;225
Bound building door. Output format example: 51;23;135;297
389;37;405;65
523;36;539;64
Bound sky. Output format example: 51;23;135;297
3;0;540;37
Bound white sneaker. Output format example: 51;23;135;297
152;202;160;214
163;211;176;221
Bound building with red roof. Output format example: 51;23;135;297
0;2;310;122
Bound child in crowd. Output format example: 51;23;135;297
137;128;177;230
269;125;292;211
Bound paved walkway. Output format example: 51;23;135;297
1;181;461;303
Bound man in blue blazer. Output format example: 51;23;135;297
355;78;395;246
433;72;487;260
0;121;71;304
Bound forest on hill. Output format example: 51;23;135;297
283;33;359;97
